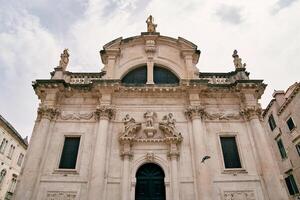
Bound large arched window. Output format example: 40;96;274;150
154;66;179;84
121;66;147;84
121;65;179;85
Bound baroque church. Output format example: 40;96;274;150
14;16;289;200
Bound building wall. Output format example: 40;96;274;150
0;122;27;200
263;84;300;200
14;33;289;200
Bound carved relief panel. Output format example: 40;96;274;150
223;190;256;200
46;191;77;200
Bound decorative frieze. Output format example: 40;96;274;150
223;190;255;200
94;105;116;120
37;105;60;121
46;191;77;200
205;111;241;120
59;111;94;120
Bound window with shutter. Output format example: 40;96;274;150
268;114;276;131
276;138;287;159
286;117;296;131
285;174;299;195
220;136;242;169
59;137;80;169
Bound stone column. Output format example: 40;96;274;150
88;105;115;200
14;106;58;200
185;106;213;200
169;143;180;200
242;106;289;200
121;142;132;200
146;61;154;84
145;39;156;85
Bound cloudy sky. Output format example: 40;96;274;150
0;0;299;138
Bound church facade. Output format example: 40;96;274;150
14;18;289;200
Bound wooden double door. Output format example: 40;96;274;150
135;163;166;200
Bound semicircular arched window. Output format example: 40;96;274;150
154;65;179;84
121;65;147;84
121;64;179;85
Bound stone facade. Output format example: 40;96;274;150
263;82;300;200
0;115;27;200
14;20;289;200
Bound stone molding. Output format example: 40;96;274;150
94;105;116;120
37;105;60;121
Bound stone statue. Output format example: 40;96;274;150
144;111;156;127
122;114;136;131
162;113;176;127
59;49;69;71
146;15;157;33
232;50;246;69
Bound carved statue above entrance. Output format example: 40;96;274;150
143;111;157;138
119;112;182;144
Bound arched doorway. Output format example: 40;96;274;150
135;163;166;200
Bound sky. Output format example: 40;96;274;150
0;0;299;138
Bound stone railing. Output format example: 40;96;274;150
199;69;249;85
69;73;104;84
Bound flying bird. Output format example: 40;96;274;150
201;155;211;163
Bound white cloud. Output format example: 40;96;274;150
0;0;299;138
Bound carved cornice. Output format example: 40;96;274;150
240;106;262;120
37;105;60;121
94;105;116;120
185;105;206;120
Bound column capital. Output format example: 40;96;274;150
185;105;206;120
95;105;116;120
37;105;60;121
240;106;262;120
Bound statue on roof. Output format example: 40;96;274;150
59;49;69;71
146;15;157;33
232;50;246;69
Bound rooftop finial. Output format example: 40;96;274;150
232;49;246;69
146;15;157;33
59;49;69;71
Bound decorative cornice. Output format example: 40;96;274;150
185;105;206;120
94;105;116;120
37;105;60;121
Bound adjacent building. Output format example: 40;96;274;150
14;17;289;200
0;115;27;200
263;82;300;199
